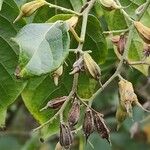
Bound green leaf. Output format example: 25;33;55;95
84;15;108;64
13;21;70;78
0;0;26;126
0;109;6;128
0;0;4;10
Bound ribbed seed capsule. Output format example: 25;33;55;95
83;108;94;140
40;96;67;111
134;21;150;44
14;0;46;23
68;99;80;127
94;112;110;143
59;123;73;149
53;65;63;86
100;0;120;10
83;52;101;80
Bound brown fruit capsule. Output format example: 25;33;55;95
134;21;150;44
83;108;94;140
40;96;67;111
59;123;73;149
68;99;80;127
111;34;126;55
94;112;111;143
70;57;84;75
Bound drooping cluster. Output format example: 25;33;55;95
41;96;110;149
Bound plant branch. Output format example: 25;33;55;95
33;0;97;131
128;61;150;66
88;0;150;103
45;2;81;16
103;29;129;34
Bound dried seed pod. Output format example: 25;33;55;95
143;43;150;57
134;21;150;44
59;123;73;149
70;57;84;75
14;0;46;23
83;52;101;80
53;65;63;86
40;96;67;111
116;103;128;130
100;0;120;10
94;112;111;143
83;108;95;140
68;99;80;127
111;34;127;55
14;66;21;79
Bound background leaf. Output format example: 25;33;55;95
0;0;26;127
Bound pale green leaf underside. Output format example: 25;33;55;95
13;21;70;77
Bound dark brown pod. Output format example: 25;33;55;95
94;112;111;144
40;96;67;111
83;108;94;140
68;99;80;127
59;123;73;149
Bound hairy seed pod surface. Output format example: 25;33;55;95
83;108;94;140
68;99;80;127
59;123;73;149
94;112;110;143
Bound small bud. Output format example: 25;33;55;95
115;103;128;130
134;21;150;44
111;34;127;55
14;66;21;79
83;108;94;140
68;98;80;127
40;96;67;111
14;0;46;23
59;123;73;149
100;0;120;10
53;65;63;86
135;3;146;15
83;52;101;80
70;57;84;75
94;112;111;143
143;43;150;57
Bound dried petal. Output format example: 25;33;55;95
94;112;111;143
100;0;120;10
83;52;101;80
130;122;140;138
83;108;94;140
40;96;67;111
134;21;150;44
59;123;73;149
55;142;63;150
14;0;46;23
68;99;80;127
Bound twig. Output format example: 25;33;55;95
103;29;129;34
45;2;81;16
128;61;150;66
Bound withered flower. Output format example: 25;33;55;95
59;123;73;149
100;0;120;10
83;52;101;80
83;108;95;140
14;0;46;23
134;21;150;44
68;98;80;127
